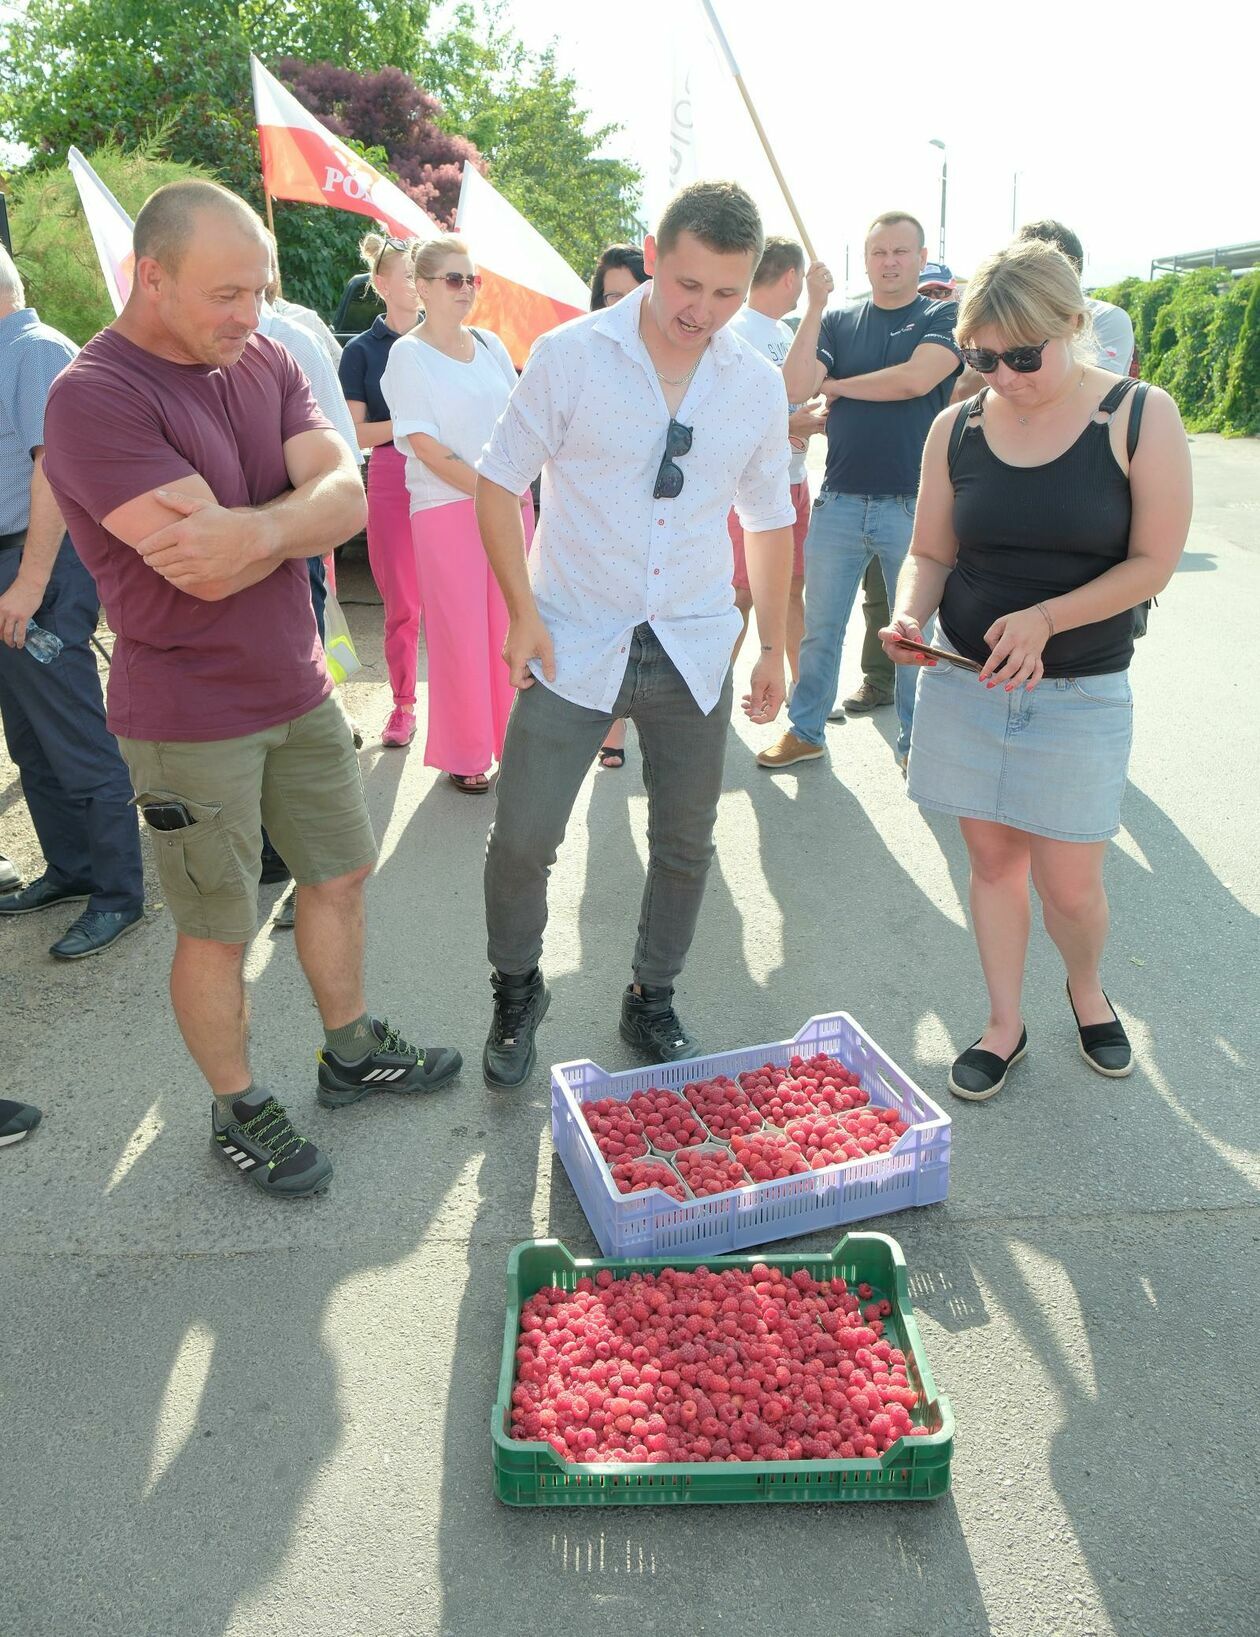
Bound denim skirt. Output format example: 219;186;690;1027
907;653;1134;842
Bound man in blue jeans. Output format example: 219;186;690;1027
757;211;961;771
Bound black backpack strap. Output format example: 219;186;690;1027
1126;380;1149;462
1098;377;1135;416
947;389;986;476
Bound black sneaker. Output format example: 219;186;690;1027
0;1099;41;1147
483;968;550;1089
211;1089;332;1196
317;1017;462;1108
619;984;699;1063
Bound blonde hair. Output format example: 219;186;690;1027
359;231;410;275
411;234;471;280
957;239;1095;360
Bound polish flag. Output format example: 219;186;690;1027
67;147;136;313
454;163;589;366
250;55;442;244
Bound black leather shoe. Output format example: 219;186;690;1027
1066;980;1132;1077
0;875;90;916
0;854;22;894
948;1026;1028;1101
0;1099;41;1147
49;908;145;960
483;968;551;1089
619;984;699;1063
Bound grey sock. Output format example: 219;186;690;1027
214;1084;256;1123
324;1012;376;1063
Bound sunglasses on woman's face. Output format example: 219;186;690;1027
960;339;1051;374
653;419;693;499
435;272;482;291
372;236;410;273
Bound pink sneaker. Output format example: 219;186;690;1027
381;706;416;748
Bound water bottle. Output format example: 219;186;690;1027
23;620;64;664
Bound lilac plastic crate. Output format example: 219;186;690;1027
551;1011;950;1258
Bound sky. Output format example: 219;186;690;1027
473;0;1252;291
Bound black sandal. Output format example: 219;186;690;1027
1066;980;1132;1077
448;772;490;794
597;746;625;770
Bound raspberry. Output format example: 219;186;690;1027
580;1096;649;1164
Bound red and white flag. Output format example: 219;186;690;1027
67;146;135;313
454;164;588;366
250;55;441;244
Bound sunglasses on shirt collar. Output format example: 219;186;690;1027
653;419;693;500
959;338;1051;374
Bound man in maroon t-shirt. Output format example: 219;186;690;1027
43;181;461;1199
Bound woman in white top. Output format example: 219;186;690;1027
381;235;534;792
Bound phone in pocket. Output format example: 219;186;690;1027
140;799;197;832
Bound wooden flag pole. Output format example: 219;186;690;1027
699;0;817;262
262;185;282;296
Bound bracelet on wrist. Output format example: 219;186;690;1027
1035;601;1055;637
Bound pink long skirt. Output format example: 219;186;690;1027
410;494;535;774
366;443;421;708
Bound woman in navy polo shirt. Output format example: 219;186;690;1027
339;233;423;747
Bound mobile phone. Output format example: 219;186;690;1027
894;636;983;673
140;799;196;832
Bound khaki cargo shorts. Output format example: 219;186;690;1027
118;694;378;943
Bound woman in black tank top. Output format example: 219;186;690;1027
879;240;1192;1102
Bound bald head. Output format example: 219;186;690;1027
133;181;267;272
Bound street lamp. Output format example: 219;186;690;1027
928;138;947;262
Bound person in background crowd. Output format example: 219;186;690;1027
758;211;961;772
269;288;343;368
381;235;531;793
844;258;965;721
475;180;794;1088
1016;220;1134;376
42;181;461;1200
726;234;825;687
258;249;366;927
0;245;145;962
341;233;424;749
588;243;651;769
883;239;1191;1100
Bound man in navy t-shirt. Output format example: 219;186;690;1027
758;211;961;771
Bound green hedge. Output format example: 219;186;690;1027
1095;268;1260;435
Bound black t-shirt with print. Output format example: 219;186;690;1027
817;296;961;496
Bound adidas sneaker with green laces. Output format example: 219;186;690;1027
316;1017;462;1108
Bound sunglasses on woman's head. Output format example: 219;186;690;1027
653;419;693;499
960;338;1051;374
435;272;482;291
372;236;410;273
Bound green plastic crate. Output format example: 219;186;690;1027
492;1233;953;1506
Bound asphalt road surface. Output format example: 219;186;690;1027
2;434;1256;1637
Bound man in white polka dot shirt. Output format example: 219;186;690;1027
475;180;797;1087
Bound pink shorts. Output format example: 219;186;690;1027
730;479;810;590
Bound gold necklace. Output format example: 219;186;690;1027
1018;370;1086;426
655;358;700;388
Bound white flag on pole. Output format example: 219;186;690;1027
67;147;136;314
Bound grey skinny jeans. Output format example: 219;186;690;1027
484;623;733;988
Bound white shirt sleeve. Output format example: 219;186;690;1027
477;334;573;492
482;328;520;392
1089;300;1135;375
261;310;363;464
732;385;796;534
384;343;441;445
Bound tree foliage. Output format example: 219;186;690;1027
1095;268;1260;435
0;0;643;319
5;140;216;343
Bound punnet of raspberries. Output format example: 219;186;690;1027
785;1106;909;1169
628;1087;709;1153
681;1075;764;1141
787;1052;872;1115
729;1130;811;1182
510;1261;928;1464
610;1159;688;1201
580;1097;648;1164
737;1065;817;1128
674;1146;752;1197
